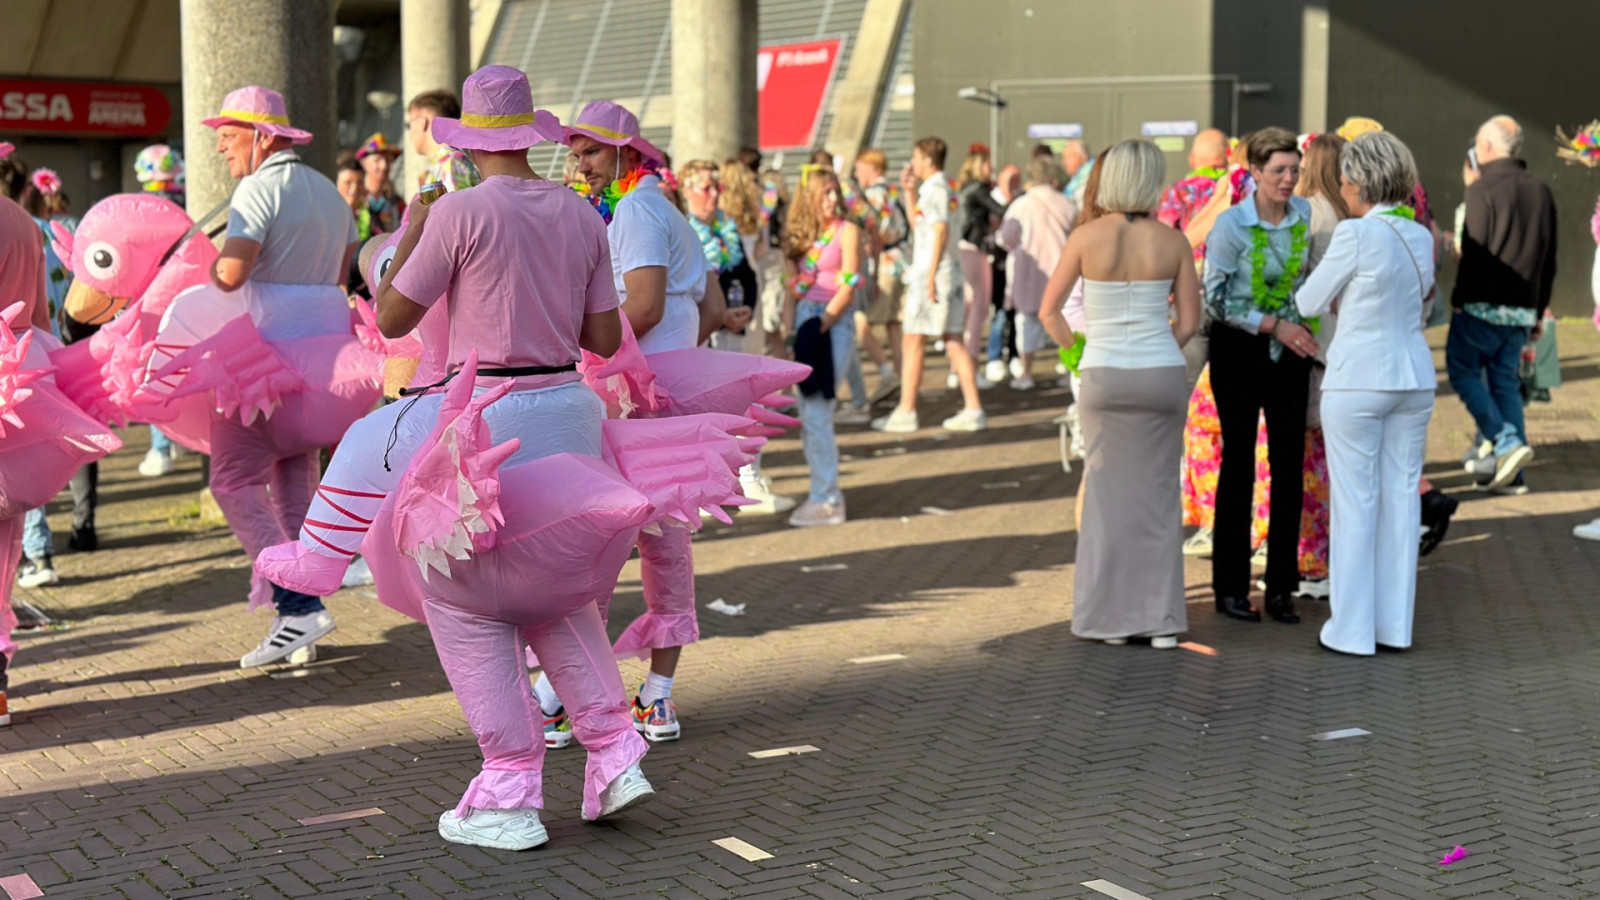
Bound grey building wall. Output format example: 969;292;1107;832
1326;1;1600;316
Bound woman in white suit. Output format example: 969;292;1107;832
1296;131;1436;656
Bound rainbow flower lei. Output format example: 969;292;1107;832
787;221;860;300
572;161;658;224
1248;219;1314;333
689;211;745;271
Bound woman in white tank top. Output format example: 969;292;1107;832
1039;139;1202;648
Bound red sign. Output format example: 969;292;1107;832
0;79;172;137
757;38;843;151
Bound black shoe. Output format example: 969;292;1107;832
1419;490;1457;557
1215;594;1260;622
66;526;97;554
1264;594;1300;624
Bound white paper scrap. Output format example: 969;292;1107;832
706;599;746;616
982;481;1021;489
849;653;907;664
712;837;773;861
1082;879;1154;900
1310;728;1371;741
800;563;849;573
748;745;821;759
920;506;952;516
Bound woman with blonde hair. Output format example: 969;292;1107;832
781;165;862;528
1040;140;1201;647
955;144;1006;384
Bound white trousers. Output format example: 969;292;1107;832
1321;388;1433;655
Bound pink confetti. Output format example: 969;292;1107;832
0;873;44;900
1438;845;1471;866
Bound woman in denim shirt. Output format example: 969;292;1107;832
1202;128;1318;626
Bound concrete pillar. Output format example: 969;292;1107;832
671;0;758;165
179;0;337;220
825;0;910;164
1300;4;1330;135
402;0;471;192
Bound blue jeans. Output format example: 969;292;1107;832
1445;310;1527;455
22;508;51;561
986;308;1013;362
150;426;172;454
272;583;326;616
842;330;868;410
797;301;855;504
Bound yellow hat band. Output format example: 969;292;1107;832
460;111;537;129
219;109;290;126
574;122;635;142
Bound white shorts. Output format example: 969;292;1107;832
902;268;963;337
1015;311;1054;355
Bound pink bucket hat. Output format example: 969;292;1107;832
431;66;563;153
561;100;664;164
202;86;313;144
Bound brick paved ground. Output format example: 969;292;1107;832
3;324;1600;899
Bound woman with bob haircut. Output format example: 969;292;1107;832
1295;130;1436;656
1040;139;1201;648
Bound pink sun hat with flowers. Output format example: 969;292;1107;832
561;100;664;164
201;86;313;144
431;66;564;152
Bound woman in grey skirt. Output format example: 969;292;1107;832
1039;139;1203;648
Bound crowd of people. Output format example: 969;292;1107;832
1;55;1595;853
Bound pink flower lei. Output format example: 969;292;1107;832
31;168;61;197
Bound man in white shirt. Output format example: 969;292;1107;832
873;137;987;433
204;86;360;667
532;101;746;745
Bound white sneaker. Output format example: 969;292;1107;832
789;500;846;528
1464;455;1495;478
340;557;374;588
1151;635;1179;650
16;557;57;588
974;372;997;390
1182;528;1213;557
946;372;959;390
835;405;871;425
984;359;1007;383
1489;444;1533;490
1010;375;1035;391
941;408;988;432
1008;357;1026;380
286;644;317;665
438;807;548;850
739;479;797;515
1055;361;1069;376
240;611;336;668
587;763;656;821
1461;439;1493;471
1296;578;1330;600
1576;519;1600;541
138;447;175;477
871;409;918;433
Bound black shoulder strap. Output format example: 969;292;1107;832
158;200;231;267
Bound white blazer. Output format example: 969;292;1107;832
1296;205;1436;392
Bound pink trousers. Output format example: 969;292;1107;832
1;516;20;664
426;598;647;820
958;242;993;360
610;525;699;658
208;412;320;570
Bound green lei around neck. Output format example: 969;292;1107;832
1248;215;1315;333
1378;205;1417;220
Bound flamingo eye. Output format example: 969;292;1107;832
84;242;120;279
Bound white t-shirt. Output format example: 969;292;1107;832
910;171;960;279
227;150;358;286
608;175;708;353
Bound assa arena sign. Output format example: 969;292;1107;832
0;79;172;137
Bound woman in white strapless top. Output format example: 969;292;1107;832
1040;140;1202;648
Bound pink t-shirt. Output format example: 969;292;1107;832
392;175;618;387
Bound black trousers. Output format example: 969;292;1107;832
1208;324;1311;598
70;462;97;531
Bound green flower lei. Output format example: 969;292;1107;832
1249;219;1316;333
1379;205;1417;221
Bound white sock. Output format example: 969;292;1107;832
639;672;674;706
532;670;562;715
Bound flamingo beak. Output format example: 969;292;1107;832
62;281;129;326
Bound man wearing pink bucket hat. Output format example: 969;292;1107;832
254;65;659;849
201;85;363;667
529;101;749;747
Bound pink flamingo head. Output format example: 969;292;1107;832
54;194;197;324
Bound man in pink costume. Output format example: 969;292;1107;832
201;86;362;666
257;66;660;849
0;180;122;726
536;100;747;745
